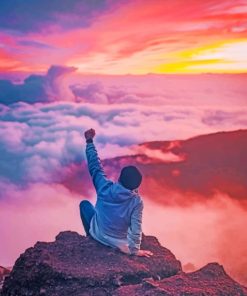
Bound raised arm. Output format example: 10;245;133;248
84;128;112;192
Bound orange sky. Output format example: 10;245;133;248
0;0;247;74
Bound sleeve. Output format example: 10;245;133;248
85;142;112;192
127;200;144;255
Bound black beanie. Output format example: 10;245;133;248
119;165;142;190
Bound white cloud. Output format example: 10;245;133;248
191;41;247;71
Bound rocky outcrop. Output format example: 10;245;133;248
1;231;181;296
1;231;246;296
114;263;247;296
0;267;10;292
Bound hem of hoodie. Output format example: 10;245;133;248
89;225;130;254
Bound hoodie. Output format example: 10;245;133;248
85;141;143;255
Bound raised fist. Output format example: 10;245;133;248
84;128;96;140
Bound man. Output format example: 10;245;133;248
79;128;153;257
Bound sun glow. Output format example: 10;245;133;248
154;39;247;73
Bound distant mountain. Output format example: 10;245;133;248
103;129;247;205
62;129;247;206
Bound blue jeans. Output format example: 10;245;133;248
79;200;96;236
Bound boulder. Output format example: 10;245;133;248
1;231;181;296
2;231;246;296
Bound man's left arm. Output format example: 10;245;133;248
127;200;153;257
127;200;143;255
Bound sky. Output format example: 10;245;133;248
0;0;247;74
0;0;247;288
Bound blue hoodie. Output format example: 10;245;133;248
85;142;143;255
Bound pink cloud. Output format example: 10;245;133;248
0;121;28;151
143;193;247;286
0;182;83;267
133;146;186;163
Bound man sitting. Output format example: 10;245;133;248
79;128;153;257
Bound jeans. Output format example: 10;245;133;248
79;200;96;236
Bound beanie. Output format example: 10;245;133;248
119;165;142;190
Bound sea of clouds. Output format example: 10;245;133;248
0;66;247;284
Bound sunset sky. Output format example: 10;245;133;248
0;0;247;287
1;0;247;74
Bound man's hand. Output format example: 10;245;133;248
136;250;153;257
84;128;96;140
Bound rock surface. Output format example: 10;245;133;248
1;231;247;296
114;263;247;296
0;267;10;292
1;231;181;296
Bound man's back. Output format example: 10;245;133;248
93;181;142;238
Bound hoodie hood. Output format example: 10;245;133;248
109;181;140;202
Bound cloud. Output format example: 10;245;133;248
0;65;77;104
201;109;243;126
132;146;186;163
17;40;54;49
70;81;145;104
143;194;247;286
1;92;247;200
1;69;247;108
70;82;108;104
0;96;246;193
0;181;83;267
0;0;108;33
69;74;247;106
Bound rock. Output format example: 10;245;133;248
1;231;181;296
0;266;11;293
2;232;246;296
0;266;10;280
114;263;247;296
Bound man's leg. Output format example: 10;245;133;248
79;200;96;236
